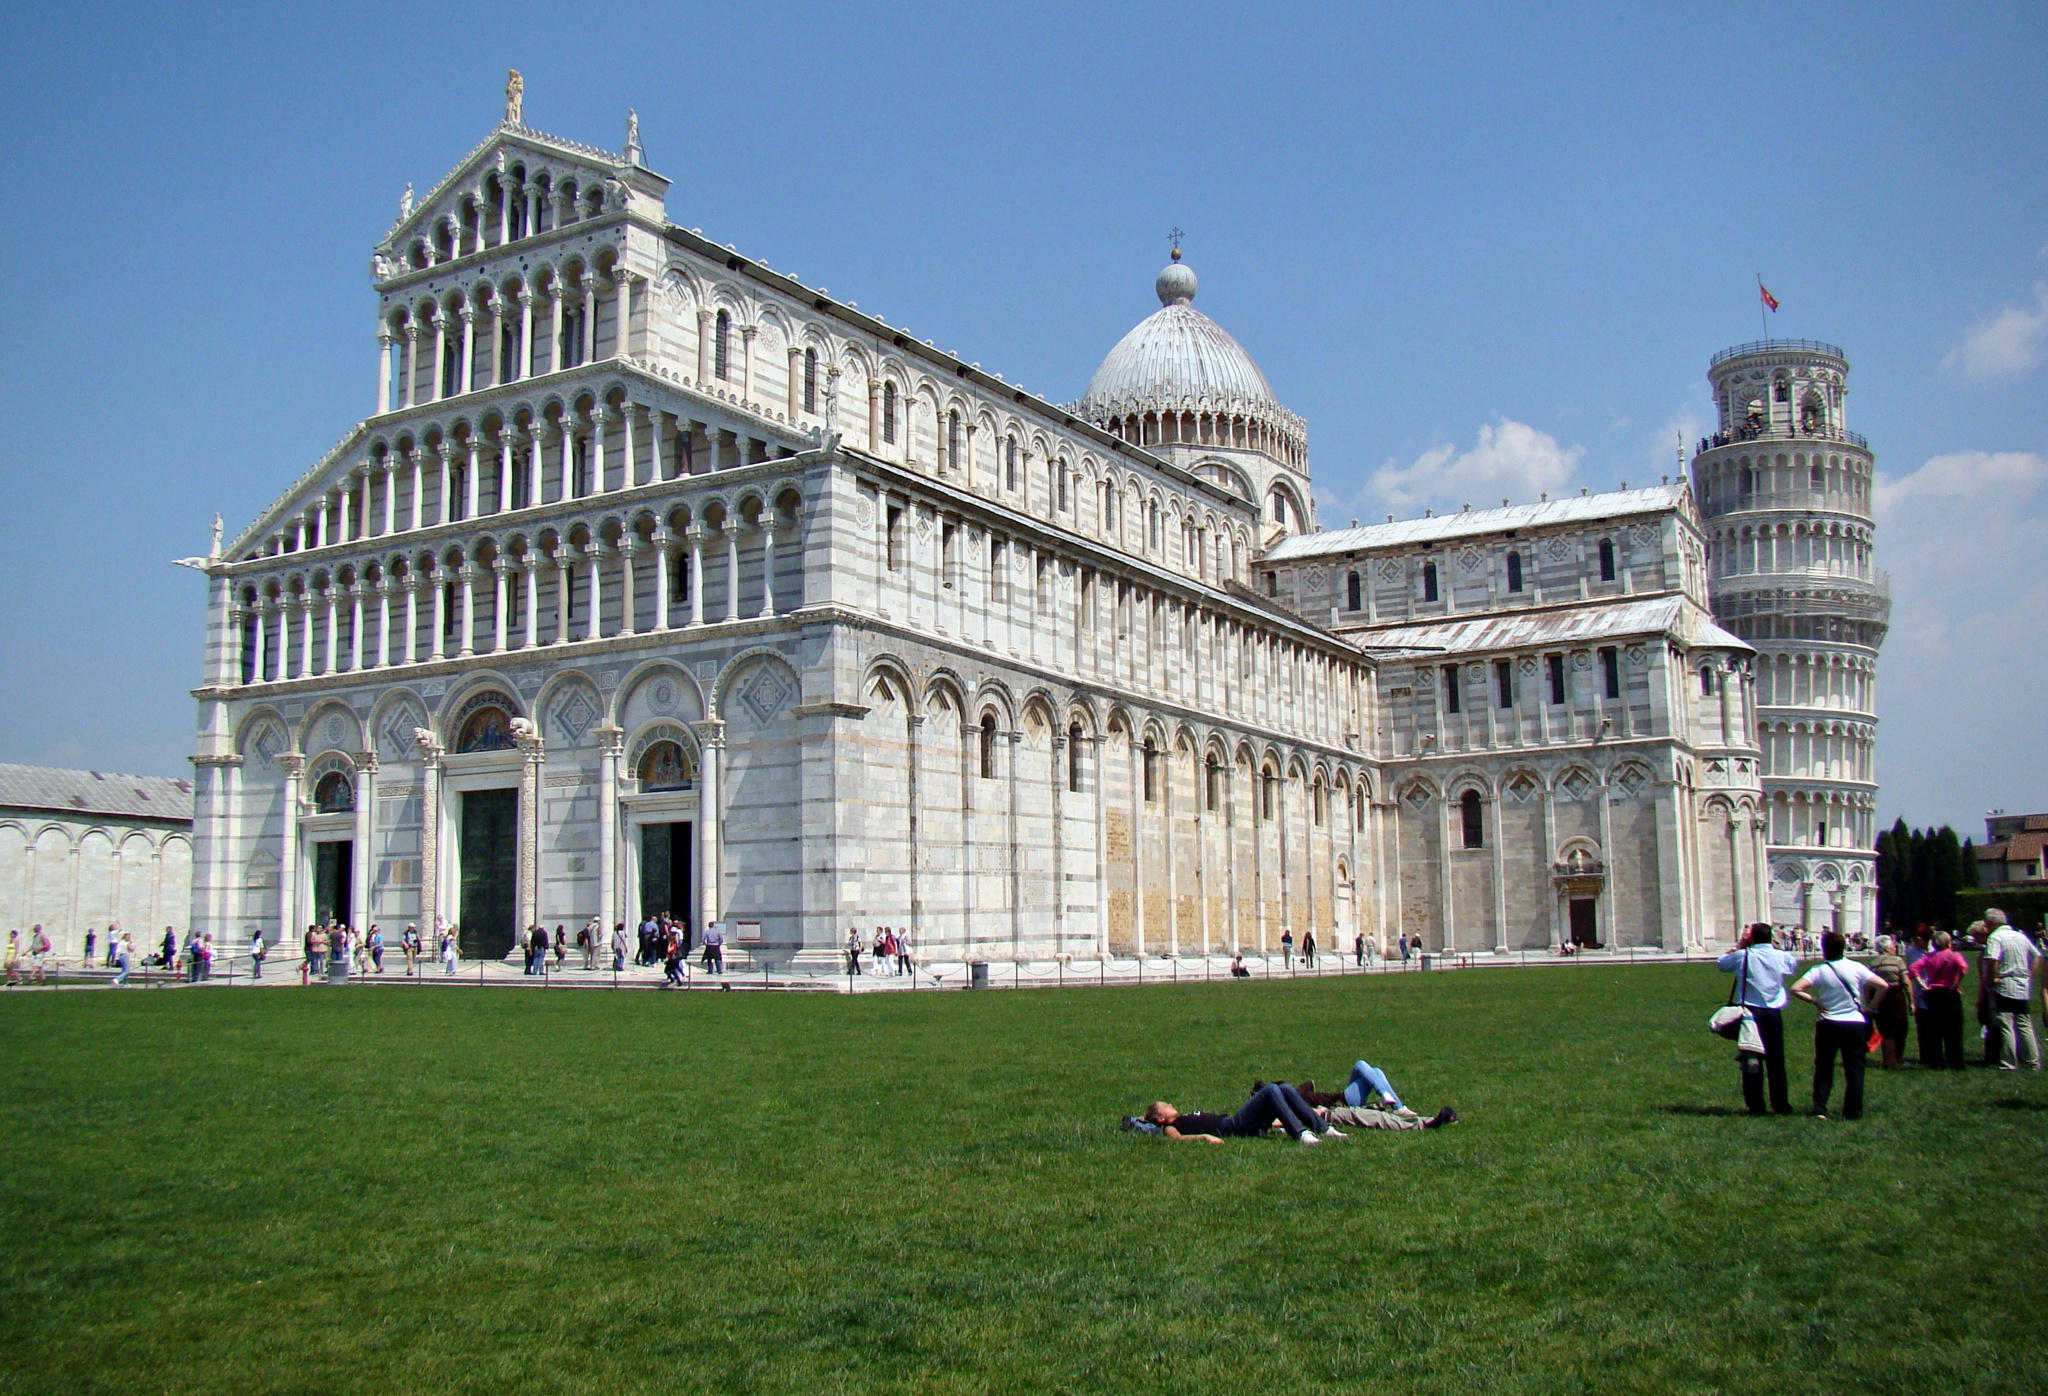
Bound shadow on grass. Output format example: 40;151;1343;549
1990;1096;2048;1111
1660;1104;1748;1117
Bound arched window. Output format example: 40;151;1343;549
1269;487;1289;530
1422;561;1438;602
882;382;897;444
1460;790;1484;848
457;703;516;752
1005;436;1018;491
1056;463;1069;513
1260;769;1276;822
1142;737;1158;803
979;713;998;780
1701;665;1715;697
1354;785;1368;831
1598;538;1616;582
1205;754;1222;812
448;463;466;521
1313;781;1327;826
638;740;694;791
1506;551;1523;593
803;347;819;414
1346;571;1361;611
946;410;962;475
714;309;731;381
1067;724;1084;792
313;770;354;812
441;331;460;396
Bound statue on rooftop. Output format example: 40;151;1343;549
209;513;222;560
398;183;413;219
505;69;524;126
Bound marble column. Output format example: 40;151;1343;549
694;720;725;937
613;273;632;358
581;279;597;365
375;580;391;667
278;754;303;939
376;329;394;415
348;583;365;672
618;540;637;636
521;557;538;648
651;530;672;632
429;573;448;661
458;563;477;657
554;553;571;643
722;522;739;622
491;559;509;652
686;527;705;626
321;586;338;674
401;324;418;409
429;310;447;403
415;732;444;936
696;309;713;383
518;291;535;380
403;578;419;664
757;517;776;618
458;306;476;396
351;753;376;930
296;596;313;678
585;544;604;642
408;449;424;532
435;444;453;526
465;440;481;521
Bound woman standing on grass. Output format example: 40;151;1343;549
1869;936;1912;1069
1789;931;1888;1120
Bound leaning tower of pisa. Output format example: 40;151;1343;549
1690;340;1887;940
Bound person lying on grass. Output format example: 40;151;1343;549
1141;1082;1344;1145
1261;1059;1461;1131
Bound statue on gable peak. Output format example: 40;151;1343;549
398;183;414;219
505;69;524;126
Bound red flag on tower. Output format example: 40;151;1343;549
1758;280;1780;313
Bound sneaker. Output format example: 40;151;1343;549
1423;1107;1460;1129
1810;1111;1828;1120
1321;1127;1348;1139
1392;1105;1420;1118
1298;1131;1321;1145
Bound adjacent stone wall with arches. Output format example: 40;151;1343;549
0;813;192;963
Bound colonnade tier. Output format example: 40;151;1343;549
382;155;620;276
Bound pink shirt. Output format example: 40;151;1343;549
1911;947;1968;992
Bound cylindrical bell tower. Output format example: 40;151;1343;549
1690;339;1886;941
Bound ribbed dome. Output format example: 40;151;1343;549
1076;257;1283;420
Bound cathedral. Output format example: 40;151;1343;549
185;80;1878;965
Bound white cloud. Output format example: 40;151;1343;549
1943;284;2048;382
1871;450;2048;828
1356;419;1583;515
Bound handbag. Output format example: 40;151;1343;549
1710;951;1767;1055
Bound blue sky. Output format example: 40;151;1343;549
2;2;2043;837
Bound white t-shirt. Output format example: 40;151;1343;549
1798;958;1881;1023
1984;927;2041;1002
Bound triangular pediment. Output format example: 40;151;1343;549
373;124;666;277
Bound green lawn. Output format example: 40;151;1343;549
1;967;2043;1394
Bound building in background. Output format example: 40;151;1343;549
0;765;193;959
1690;342;1886;940
182;79;1769;963
1978;812;2048;886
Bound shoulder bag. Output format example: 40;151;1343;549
1710;951;1767;1055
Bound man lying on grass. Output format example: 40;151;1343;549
1272;1059;1460;1131
1142;1082;1343;1145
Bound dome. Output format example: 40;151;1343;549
1076;255;1284;421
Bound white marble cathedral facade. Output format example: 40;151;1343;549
186;83;1783;963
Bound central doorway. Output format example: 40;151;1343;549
1569;897;1599;948
459;787;518;959
313;840;353;926
639;821;693;936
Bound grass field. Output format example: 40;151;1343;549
1;966;2044;1394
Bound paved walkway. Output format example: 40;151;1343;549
12;944;1729;993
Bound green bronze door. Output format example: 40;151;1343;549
459;788;518;959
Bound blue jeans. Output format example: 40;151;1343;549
1222;1083;1324;1139
1342;1060;1405;1111
309;953;326;975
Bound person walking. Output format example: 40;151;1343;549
3;931;19;987
1281;928;1295;969
1981;909;2042;1071
83;928;97;971
1354;932;1365;968
532;924;551;975
112;933;135;986
368;925;386;974
611;921;629;973
104;921;122;967
1302;929;1317;969
440;927;460;975
160;926;178;975
845;928;863;975
1910;931;1970;1069
1716;923;1802;1116
556;922;572;970
1868;936;1912;1069
249;930;266;980
28;925;51;984
895;927;913;977
701;920;724;975
401;924;421;976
